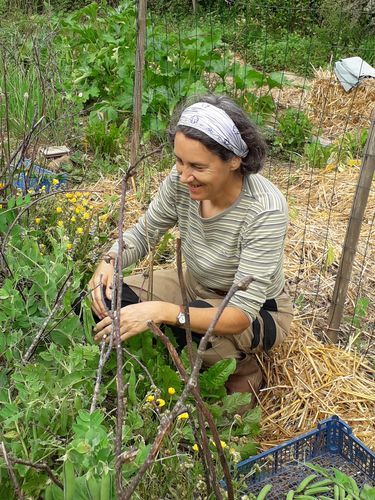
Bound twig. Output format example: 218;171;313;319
148;322;233;500
22;272;73;364
175;237;217;495
0;442;24;499
176;238;193;367
110;147;163;499
123;276;256;499
8;456;63;490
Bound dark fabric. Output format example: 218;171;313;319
169;300;213;351
260;309;277;351
263;298;278;312
251;318;261;349
91;284;141;323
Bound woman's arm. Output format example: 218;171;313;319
93;301;250;343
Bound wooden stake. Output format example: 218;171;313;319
130;0;147;193
327;110;375;342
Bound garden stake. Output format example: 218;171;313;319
111;147;163;499
122;277;258;499
0;442;24;499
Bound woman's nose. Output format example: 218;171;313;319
179;165;194;183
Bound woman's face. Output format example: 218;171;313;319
173;132;241;205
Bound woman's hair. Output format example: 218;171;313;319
168;94;267;175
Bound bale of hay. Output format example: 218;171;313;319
307;68;375;139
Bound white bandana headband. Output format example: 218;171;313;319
177;102;249;158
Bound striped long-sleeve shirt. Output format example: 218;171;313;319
110;165;288;320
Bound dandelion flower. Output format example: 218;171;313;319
82;212;90;220
192;444;199;452
156;398;165;408
70;197;77;203
52;178;59;185
177;412;189;420
71;216;76;222
76;192;82;198
66;243;72;250
146;395;155;402
56;207;62;213
66;193;73;199
57;220;64;228
168;387;176;395
75;207;81;215
35;217;41;225
76;227;84;234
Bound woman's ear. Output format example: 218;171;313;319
229;156;241;171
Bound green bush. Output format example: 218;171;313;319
274;108;313;154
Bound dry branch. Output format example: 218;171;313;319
0;442;24;499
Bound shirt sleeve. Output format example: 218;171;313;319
109;169;178;267
228;209;288;319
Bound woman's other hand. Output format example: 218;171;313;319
88;254;116;319
93;301;174;343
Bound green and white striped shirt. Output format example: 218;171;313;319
110;166;288;320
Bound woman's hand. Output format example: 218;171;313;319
93;301;173;343
88;254;116;319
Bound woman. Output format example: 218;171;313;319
89;94;293;397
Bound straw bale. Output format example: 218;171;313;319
306;69;375;139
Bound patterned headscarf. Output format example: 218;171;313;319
177;102;249;158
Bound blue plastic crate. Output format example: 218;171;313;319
14;161;68;194
234;415;375;497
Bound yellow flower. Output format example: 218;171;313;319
35;217;41;225
66;193;73;199
99;214;109;223
156;398;165;408
76;227;84;234
70;197;77;204
168;387;176;395
66;243;72;250
82;212;90;220
192;443;199;452
76;192;82;198
70;216;76;222
0;182;5;189
56;207;62;213
89;204;93;209
177;412;189;420
40;185;46;192
347;159;361;167
75;207;81;215
212;440;227;449
146;395;155;402
57;220;64;228
52;178;59;185
82;199;88;206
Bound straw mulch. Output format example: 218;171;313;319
306;68;375;139
257;324;375;450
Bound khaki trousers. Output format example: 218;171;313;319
125;268;293;397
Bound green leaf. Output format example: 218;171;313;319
135;444;151;466
199;358;236;393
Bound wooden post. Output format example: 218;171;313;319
130;0;147;191
326;110;375;342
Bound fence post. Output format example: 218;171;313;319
130;0;147;186
326;110;375;342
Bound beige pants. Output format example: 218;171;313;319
125;268;293;395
